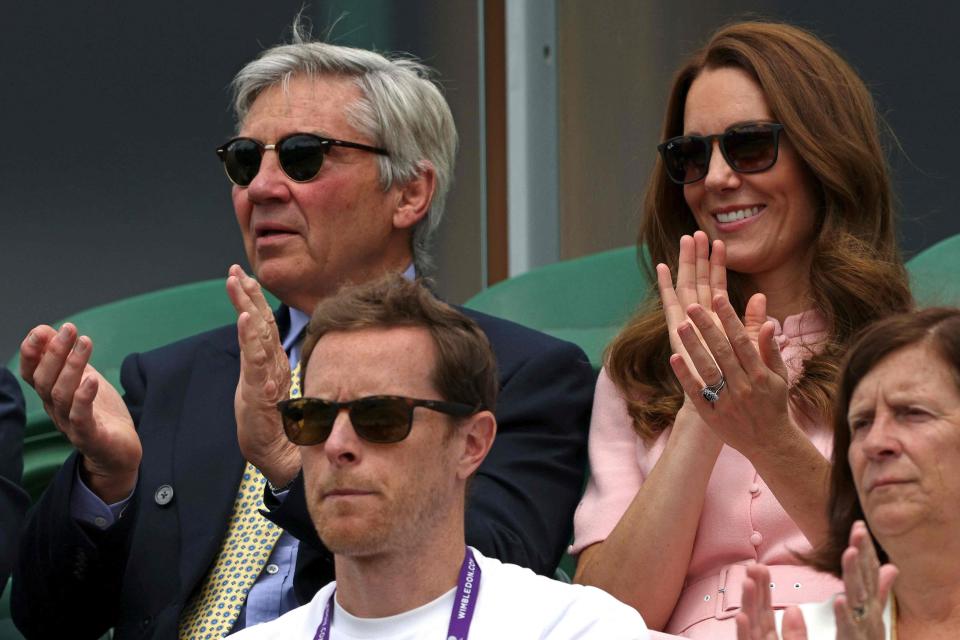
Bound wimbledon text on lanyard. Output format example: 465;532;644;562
314;546;481;640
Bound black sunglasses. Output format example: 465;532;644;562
657;122;785;185
276;395;479;446
216;132;390;187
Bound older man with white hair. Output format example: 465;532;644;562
13;24;593;640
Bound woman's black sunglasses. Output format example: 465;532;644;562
276;395;479;446
216;132;390;187
657;122;785;185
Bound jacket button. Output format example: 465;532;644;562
750;531;763;547
154;484;175;506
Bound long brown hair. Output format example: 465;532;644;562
607;21;912;442
808;307;960;576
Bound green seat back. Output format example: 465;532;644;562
462;234;960;367
0;583;110;639
464;246;651;369
465;247;649;579
460;237;960;581
0;586;18;640
6;278;278;503
906;233;960;307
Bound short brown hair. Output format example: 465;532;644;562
607;20;912;441
300;274;498;414
808;307;960;576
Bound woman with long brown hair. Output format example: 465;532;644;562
570;21;912;638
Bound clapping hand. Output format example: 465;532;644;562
227;265;300;488
737;564;807;640
657;231;777;454
668;291;793;456
833;521;898;640
20;324;140;503
735;522;897;640
656;231;732;378
736;564;809;640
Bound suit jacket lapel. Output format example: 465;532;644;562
174;333;244;594
175;306;290;595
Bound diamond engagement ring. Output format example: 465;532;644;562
701;376;726;404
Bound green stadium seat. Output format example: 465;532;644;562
465;246;651;581
1;278;275;639
5;278;278;504
459;236;960;583
463;233;960;370
1;583;112;639
0;588;17;640
464;246;651;370
906;233;960;307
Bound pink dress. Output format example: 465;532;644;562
571;310;842;639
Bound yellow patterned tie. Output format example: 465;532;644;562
178;363;302;639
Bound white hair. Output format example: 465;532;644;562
231;20;458;275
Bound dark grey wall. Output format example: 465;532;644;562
0;1;483;358
558;1;960;262
2;2;301;357
763;2;960;250
3;2;959;358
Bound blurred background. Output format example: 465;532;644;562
2;0;957;358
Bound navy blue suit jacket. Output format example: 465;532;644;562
0;366;29;597
13;307;594;639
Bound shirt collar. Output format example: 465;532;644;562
767;308;828;342
283;265;415;361
283;307;311;353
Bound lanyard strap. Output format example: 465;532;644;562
313;547;481;640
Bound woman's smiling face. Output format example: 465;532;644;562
682;66;821;290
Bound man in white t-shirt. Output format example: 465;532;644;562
231;275;648;640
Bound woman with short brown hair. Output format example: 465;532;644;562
737;307;960;639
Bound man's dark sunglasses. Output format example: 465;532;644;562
216;132;390;187
657;122;785;185
276;395;479;446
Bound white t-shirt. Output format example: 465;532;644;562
774;597;892;639
230;547;648;639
